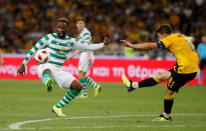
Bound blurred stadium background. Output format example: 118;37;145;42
0;0;206;59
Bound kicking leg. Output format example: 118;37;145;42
122;71;171;92
42;69;53;92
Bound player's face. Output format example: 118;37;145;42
202;36;206;44
158;33;168;40
57;22;67;38
76;20;85;31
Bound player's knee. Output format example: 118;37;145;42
165;88;174;100
43;69;52;75
78;71;86;79
70;80;82;92
164;94;174;100
156;71;171;82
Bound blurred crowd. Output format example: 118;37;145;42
0;0;206;59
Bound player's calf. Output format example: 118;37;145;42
42;70;53;92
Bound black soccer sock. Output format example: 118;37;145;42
138;78;158;88
164;99;174;114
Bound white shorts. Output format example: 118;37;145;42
37;63;76;89
78;52;95;72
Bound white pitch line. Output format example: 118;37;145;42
7;114;206;130
2;124;206;130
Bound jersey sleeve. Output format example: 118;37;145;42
156;41;165;48
160;36;172;48
72;39;104;51
21;35;49;66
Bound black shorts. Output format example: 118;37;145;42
167;69;197;93
200;59;206;70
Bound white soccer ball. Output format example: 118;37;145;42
35;49;50;64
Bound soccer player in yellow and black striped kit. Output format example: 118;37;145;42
121;24;198;121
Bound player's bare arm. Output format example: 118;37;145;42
120;40;158;50
67;50;80;62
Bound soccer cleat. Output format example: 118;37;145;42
51;105;66;117
76;94;88;99
152;114;172;121
95;85;102;97
121;75;135;92
46;78;53;92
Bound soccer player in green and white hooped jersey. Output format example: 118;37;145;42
17;18;110;117
68;17;102;99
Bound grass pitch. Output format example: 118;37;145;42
0;80;205;131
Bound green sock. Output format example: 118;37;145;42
86;77;98;88
42;72;51;85
80;78;87;96
56;89;79;108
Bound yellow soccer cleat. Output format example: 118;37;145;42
121;74;135;92
95;85;102;97
121;74;130;87
76;94;88;99
152;114;172;121
46;78;53;92
51;106;66;117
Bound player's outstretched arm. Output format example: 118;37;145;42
73;37;110;51
120;40;158;50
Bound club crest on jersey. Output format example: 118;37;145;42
60;48;66;53
57;48;66;55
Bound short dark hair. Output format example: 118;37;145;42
156;24;173;34
57;17;69;26
76;17;86;23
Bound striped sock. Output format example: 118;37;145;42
42;72;51;85
86;77;98;88
56;89;79;108
80;78;87;96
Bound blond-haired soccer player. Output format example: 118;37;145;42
121;24;198;121
68;17;102;98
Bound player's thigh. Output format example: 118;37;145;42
167;71;196;92
156;71;171;81
78;52;94;72
52;69;76;89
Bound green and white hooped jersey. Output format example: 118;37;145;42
22;33;104;67
79;28;92;43
78;28;92;52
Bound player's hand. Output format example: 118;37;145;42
103;37;110;45
17;64;25;76
120;40;133;47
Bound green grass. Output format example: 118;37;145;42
0;80;206;131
